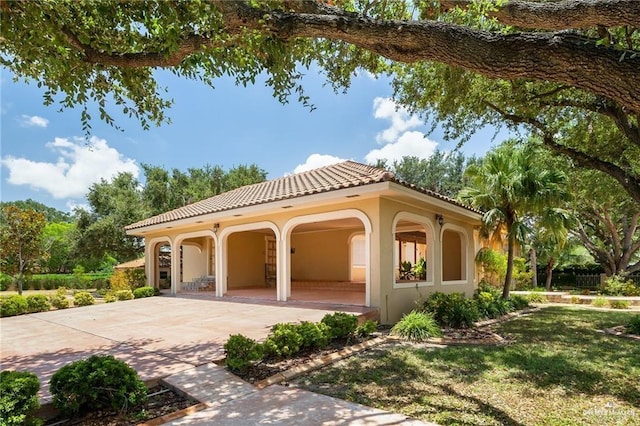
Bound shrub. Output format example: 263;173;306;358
0;371;41;426
0;273;12;291
600;275;640;296
591;296;609;308
263;323;304;358
49;355;147;417
391;311;442;341
74;291;95;307
510;295;530;311
321;312;358;339
627;315;640;335
109;269;146;292
49;287;70;309
356;320;378;338
609;299;630;309
115;290;134;301
104;293;117;303
446;296;480;328
25;294;51;313
296;321;331;349
0;295;28;317
133;286;155;299
423;292;479;328
224;334;263;372
527;292;548;303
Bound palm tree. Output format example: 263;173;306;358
459;143;568;298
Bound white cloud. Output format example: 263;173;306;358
1;136;139;199
372;97;422;144
365;131;438;164
20;115;49;128
293;153;347;174
364;97;438;164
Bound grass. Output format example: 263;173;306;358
295;307;640;425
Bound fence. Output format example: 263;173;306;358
537;269;640;289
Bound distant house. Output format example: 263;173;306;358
125;161;483;323
114;254;171;288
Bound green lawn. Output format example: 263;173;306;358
294;307;640;425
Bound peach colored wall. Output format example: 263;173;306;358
290;229;356;281
227;231;267;288
182;244;207;283
442;230;462;281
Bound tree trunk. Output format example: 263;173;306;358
503;232;515;299
545;258;555;291
530;248;538;288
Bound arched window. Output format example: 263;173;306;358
393;213;435;288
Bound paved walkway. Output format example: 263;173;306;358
0;296;344;403
1;296;428;425
162;363;431;425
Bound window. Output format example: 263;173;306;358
393;215;434;287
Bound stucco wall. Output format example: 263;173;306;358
182;244;208;283
376;197;478;323
290;229;354;281
227;231;268;288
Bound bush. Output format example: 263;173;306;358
627;315;640;335
609;299;630;309
391;311;442;341
109;269;146;292
49;288;70;309
133;286;155;299
0;295;28;317
510;295;530;311
356;320;378;338
591;296;609;308
263;323;304;358
74;291;95;307
321;312;358;339
296;321;331;349
0;371;41;426
224;334;263;372
49;355;147;417
600;275;640;296
0;273;13;291
527;292;548;303
115;290;134;301
446;296;480;328
423;292;480;328
104;293;117;303
25;294;51;313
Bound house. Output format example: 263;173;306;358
125;161;483;323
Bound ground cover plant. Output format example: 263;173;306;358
295;307;640;425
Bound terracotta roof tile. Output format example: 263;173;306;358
126;161;479;230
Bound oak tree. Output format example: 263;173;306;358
2;1;638;199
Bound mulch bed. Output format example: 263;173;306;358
230;325;507;385
43;384;197;426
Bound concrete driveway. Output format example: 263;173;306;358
0;296;342;403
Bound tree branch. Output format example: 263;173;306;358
541;135;640;204
440;0;640;30
39;0;640;114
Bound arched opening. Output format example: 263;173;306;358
221;224;278;300
173;231;216;293
283;210;371;306
393;213;435;288
146;238;172;291
442;227;468;283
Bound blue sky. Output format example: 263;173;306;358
1;68;507;213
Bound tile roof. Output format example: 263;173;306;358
126;161;479;231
